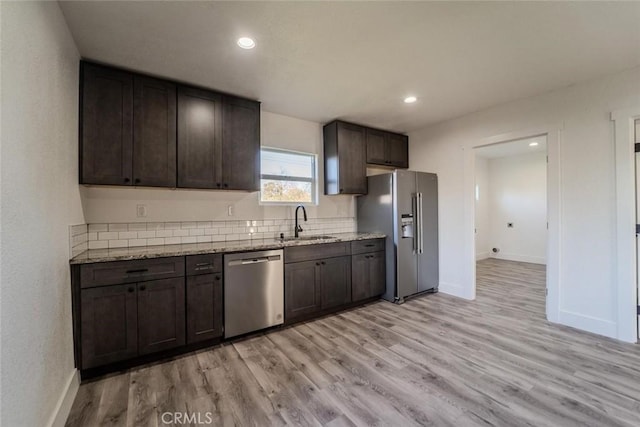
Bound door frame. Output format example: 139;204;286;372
612;107;640;343
463;124;562;323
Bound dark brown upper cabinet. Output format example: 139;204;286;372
221;96;261;191
177;86;223;189
366;129;409;169
80;63;133;185
323;121;367;195
133;76;177;187
80;61;261;191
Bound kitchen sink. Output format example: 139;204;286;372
281;235;335;242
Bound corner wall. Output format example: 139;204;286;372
1;2;84;425
409;66;640;340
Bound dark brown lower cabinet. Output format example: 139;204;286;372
285;255;352;322
80;284;138;369
285;260;321;322
137;278;185;355
351;251;386;302
186;274;223;343
320;256;352;309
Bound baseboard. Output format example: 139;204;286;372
491;253;546;265
557;310;617;340
48;369;79;427
476;251;490;261
438;281;474;300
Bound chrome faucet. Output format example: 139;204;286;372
294;205;307;238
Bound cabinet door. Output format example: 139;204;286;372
137;278;185;355
337;122;367;194
186;274;223;343
320;256;352;309
80;284;138;369
369;251;386;296
177;86;223;189
365;128;387;165
133;76;177;187
80;63;133;185
221;96;260;191
285;260;321;322
386;133;409;168
351;253;370;302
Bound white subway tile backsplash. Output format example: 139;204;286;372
74;217;356;254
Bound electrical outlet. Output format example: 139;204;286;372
136;204;147;218
227;205;234;216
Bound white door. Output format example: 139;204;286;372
635;118;640;338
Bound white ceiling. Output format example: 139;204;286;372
475;135;547;159
59;1;640;133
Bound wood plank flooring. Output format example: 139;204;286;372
66;259;640;426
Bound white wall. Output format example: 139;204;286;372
486;152;547;264
1;2;84;426
409;66;640;340
474;157;490;260
80;111;355;223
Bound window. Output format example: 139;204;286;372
260;147;317;204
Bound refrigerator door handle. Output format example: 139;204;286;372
417;192;424;254
411;193;420;254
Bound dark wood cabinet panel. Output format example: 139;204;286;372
351;251;386;302
320;256;352;309
221;96;260;191
80;257;184;288
177;86;223;189
80;63;133;185
351;238;385;255
186;253;222;276
80;284;138;369
284;242;350;264
365;128;387;165
186;274;223;343
386;133;409;168
133;76;177;187
137;277;185;355
324;121;367;195
285;260;321;321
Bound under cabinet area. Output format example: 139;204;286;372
71;236;385;376
79;61;260;191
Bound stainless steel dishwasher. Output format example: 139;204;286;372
224;249;284;338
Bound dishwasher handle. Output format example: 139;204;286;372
228;255;281;266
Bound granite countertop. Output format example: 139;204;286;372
70;232;386;264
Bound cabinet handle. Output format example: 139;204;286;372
139;285;146;291
364;244;375;247
127;287;134;293
134;178;141;184
124;177;130;183
223;183;229;188
126;268;149;274
321;261;326;265
216;183;221;188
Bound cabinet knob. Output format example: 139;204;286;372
124;177;130;183
215;275;221;281
134;178;141;184
216;183;221;188
339;188;344;193
127;287;134;293
316;262;320;266
139;285;146;291
223;183;229;188
321;261;326;265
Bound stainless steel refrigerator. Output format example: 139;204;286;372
357;170;438;303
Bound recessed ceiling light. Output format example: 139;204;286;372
529;142;539;147
404;96;417;104
237;37;255;49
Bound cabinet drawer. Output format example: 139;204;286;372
186;254;222;276
285;242;350;264
351;238;385;255
80;257;185;288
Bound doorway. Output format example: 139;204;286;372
474;135;548;314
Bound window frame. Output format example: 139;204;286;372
259;147;318;206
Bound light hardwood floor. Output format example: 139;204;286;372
66;259;640;426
